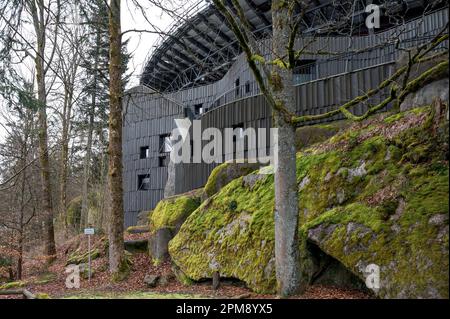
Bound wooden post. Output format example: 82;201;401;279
212;271;220;290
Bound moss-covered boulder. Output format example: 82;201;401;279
148;190;202;265
65;235;108;266
295;120;350;151
203;161;263;198
169;105;449;298
67;248;101;265
0;280;27;290
150;191;202;233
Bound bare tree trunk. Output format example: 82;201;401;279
17;231;23;280
59;90;71;234
108;0;126;279
80;105;94;230
29;0;57;261
17;176;25;280
271;1;301;297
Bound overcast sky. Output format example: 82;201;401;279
122;0;206;87
122;1;172;87
0;1;204;143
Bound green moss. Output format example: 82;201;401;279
169;105;449;297
33;272;57;285
35;293;51;299
384;113;404;124
0;280;27;290
204;162;260;198
67;248;100;265
126;225;149;234
150;195;201;232
170;173;276;293
251;54;266;64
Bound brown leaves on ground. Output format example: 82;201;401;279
1;233;372;299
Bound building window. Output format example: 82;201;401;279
140;146;150;159
293;59;316;85
245;81;251;94
232;123;244;142
159;133;172;154
159;155;170;167
235;78;240;97
138;174;150;191
194;103;203;116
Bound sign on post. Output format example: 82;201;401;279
84;228;95;282
84;228;95;235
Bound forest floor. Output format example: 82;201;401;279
1;232;372;299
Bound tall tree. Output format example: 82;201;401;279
55;5;84;235
78;0;112;231
108;0;127;279
26;0;61;262
0;84;38;279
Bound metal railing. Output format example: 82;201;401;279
205;31;448;112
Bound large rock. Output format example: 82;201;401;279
203;161;263;199
149;227;174;264
148;191;201;265
169;106;449;297
401;78;449;111
144;275;160;288
136;210;151;226
295;120;349;151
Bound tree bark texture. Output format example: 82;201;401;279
108;0;125;276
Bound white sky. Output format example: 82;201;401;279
0;0;204;143
122;0;206;87
122;1;172;87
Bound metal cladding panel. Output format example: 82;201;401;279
123;9;448;226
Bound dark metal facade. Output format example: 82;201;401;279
123;8;448;227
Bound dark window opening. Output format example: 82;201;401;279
245;81;251;94
140;146;150;159
232;123;244;143
235;78;240;97
138;174;150;191
194;103;203;116
159;155;170;167
232;123;245;159
159;134;172;154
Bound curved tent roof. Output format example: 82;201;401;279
140;0;431;92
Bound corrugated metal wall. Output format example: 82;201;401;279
122;8;448;226
122;86;185;227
